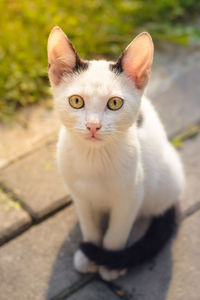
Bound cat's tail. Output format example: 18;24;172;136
80;206;178;270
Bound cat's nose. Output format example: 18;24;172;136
86;122;102;135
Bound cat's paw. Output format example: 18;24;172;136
74;249;98;274
99;266;127;281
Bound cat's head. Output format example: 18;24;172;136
47;26;153;145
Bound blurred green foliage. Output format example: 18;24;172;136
171;124;200;148
0;0;200;120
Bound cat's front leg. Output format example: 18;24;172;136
73;199;102;274
99;198;140;281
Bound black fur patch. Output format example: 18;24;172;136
137;112;144;127
80;206;178;270
109;52;124;75
66;39;88;74
73;58;88;74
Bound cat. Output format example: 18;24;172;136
47;26;184;281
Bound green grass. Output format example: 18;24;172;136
0;0;200;120
171;124;200;148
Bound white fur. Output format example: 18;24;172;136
52;60;184;280
99;266;127;281
74;249;98;273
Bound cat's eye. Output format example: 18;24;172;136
69;95;84;109
107;97;123;111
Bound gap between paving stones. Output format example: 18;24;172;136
50;274;95;300
102;279;132;300
181;200;200;221
0;137;57;172
0;180;71;222
50;274;131;300
0;179;73;246
0;176;73;219
0;199;73;246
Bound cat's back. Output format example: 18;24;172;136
138;96;167;143
137;96;184;215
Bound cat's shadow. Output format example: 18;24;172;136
46;218;173;300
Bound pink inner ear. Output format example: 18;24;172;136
48;26;76;85
122;33;154;89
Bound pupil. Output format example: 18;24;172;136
113;99;117;106
75;98;79;104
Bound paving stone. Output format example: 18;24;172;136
147;51;200;137
180;134;200;212
166;210;200;300
0;189;32;245
0;143;70;220
66;281;119;300
115;240;173;300
116;210;200;300
0;104;60;169
0;204;87;300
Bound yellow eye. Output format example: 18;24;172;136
107;97;123;111
69;95;84;109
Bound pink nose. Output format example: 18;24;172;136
86;122;101;135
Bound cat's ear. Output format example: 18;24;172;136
47;26;85;86
114;32;154;90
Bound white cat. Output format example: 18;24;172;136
47;26;184;281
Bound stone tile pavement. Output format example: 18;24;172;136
0;143;71;221
0;189;31;245
0;46;200;299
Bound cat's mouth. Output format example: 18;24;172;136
85;134;102;141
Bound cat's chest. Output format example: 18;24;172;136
59;147;134;202
65;155;118;190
